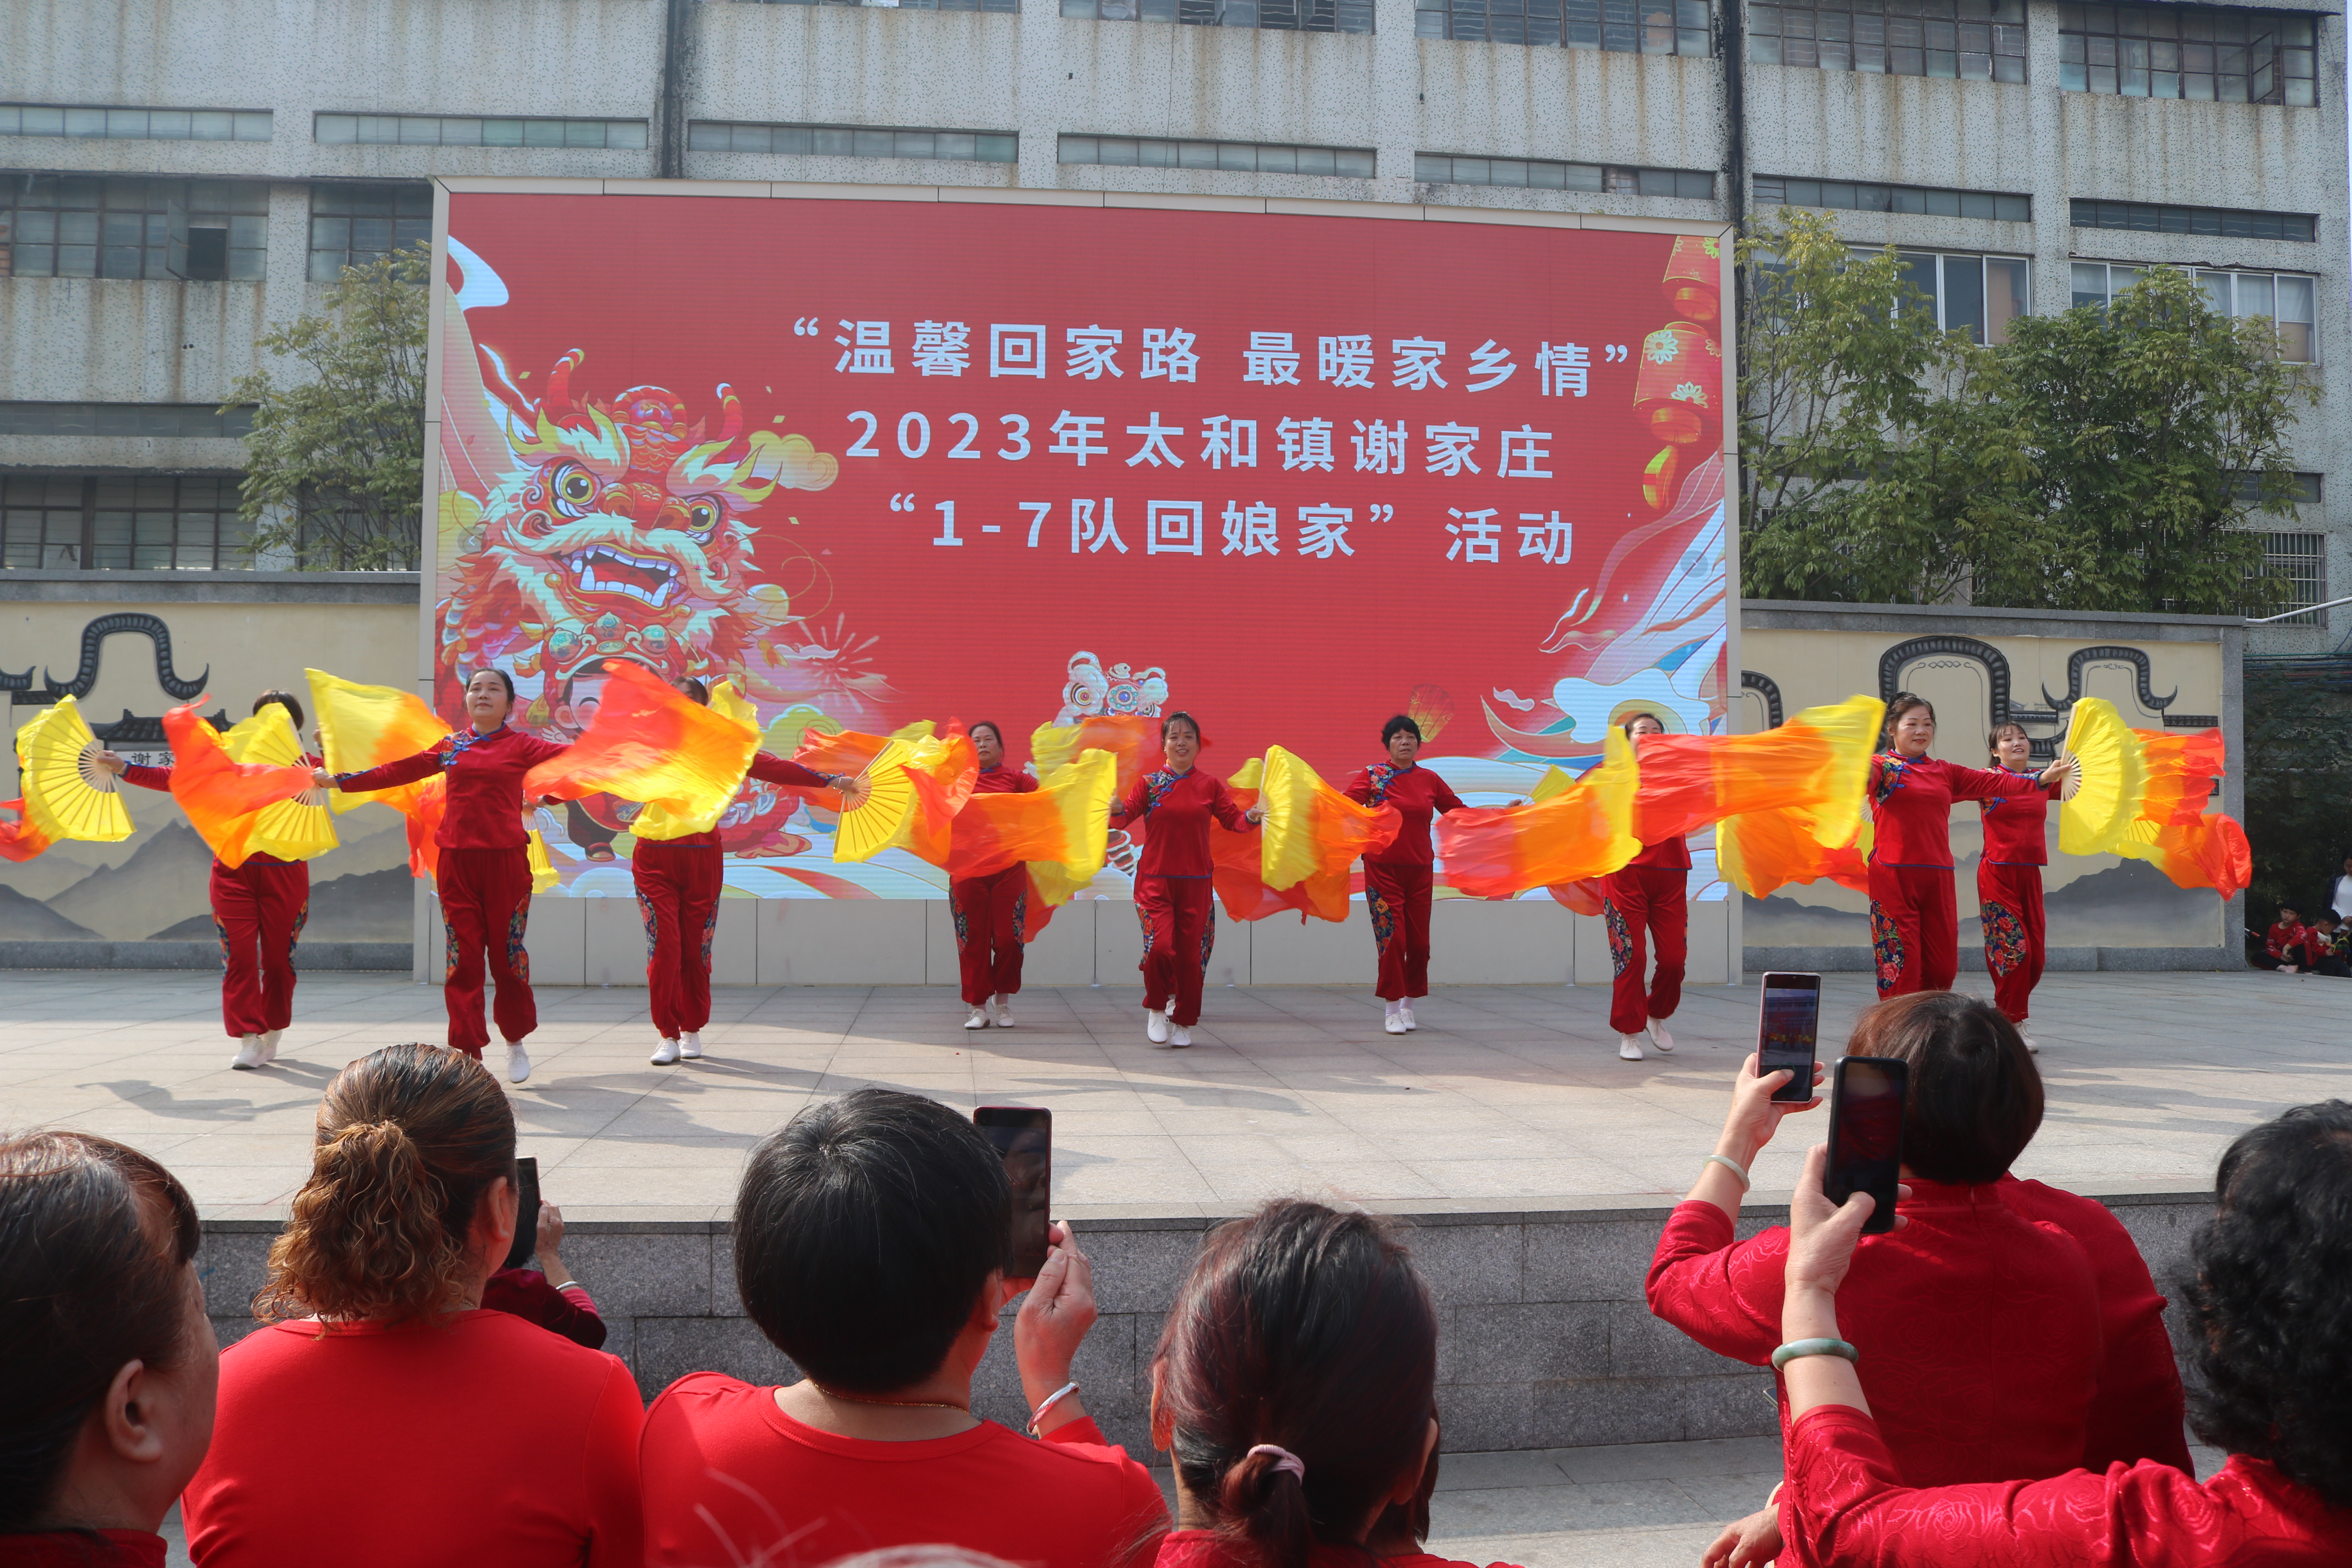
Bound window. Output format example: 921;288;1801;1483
1885;252;2031;342
2251;533;2325;625
1753;174;2029;220
1750;0;2025;80
1067;0;1372;31
1060;136;1376;176
2070;262;2317;360
1416;0;1705;49
2058;4;2316;104
0;104;272;142
2069;198;2314;242
2229;471;2322;505
314;114;648;149
1417;153;1715;197
0;176;269;280
688;123;1018;162
0;475;251;570
0;403;255;437
739;0;1016;9
309;184;433;280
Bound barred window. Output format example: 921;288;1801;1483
2068;198;2314;243
2059;4;2316;104
689;123;1018;162
1060;136;1376;176
310;184;432;281
1417;153;1715;198
2070;262;2316;361
0;175;269;281
1753;174;2029;221
737;0;1016;9
0;475;91;568
2228;472;2322;505
1068;0;1372;32
0;474;251;570
2251;532;2325;625
0;403;255;437
1885;252;2031;343
1750;0;2024;80
1417;0;1706;50
0;104;272;142
314;114;649;149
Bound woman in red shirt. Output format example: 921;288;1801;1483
638;677;856;1065
1977;720;2060;1048
0;1131;213;1568
1108;711;1263;1048
1605;712;1689;1062
1868;695;2072;998
314;668;566;1082
1344;715;1467;1036
98;690;318;1072
180;1044;643;1568
953;720;1040;1031
1771;1101;2352;1568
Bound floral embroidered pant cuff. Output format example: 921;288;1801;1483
1869;861;1958;998
438;846;537;1056
1601;866;1687;1035
1136;874;1216;1026
635;840;724;1039
211;858;309;1038
1977;860;2045;1023
951;864;1030;1006
1366;861;1434;1001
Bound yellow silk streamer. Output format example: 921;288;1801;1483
632;681;762;842
1258;746;1403;893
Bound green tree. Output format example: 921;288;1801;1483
2241;666;2352;925
226;243;428;570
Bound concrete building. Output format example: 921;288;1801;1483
2;0;2344;639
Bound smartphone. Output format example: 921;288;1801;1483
1825;1057;1908;1235
502;1156;540;1271
1756;972;1822;1103
973;1106;1052;1281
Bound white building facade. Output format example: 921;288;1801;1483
2;0;2345;644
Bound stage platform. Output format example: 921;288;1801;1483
5;969;2342;1457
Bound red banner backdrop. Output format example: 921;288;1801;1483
433;192;1730;897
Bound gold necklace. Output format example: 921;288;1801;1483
812;1383;969;1413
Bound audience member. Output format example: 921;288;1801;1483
2252;904;2310;971
1151;1198;1504;1568
639;1087;1166;1568
1775;1102;2352;1564
484;1198;606;1349
0;1132;213;1567
2305;914;2352;978
178;1044;643;1567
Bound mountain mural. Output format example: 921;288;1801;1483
0;883;101;940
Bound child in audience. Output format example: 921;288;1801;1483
0;1131;213;1566
2252;904;2310;971
638;1088;1167;1568
180;1044;643;1567
2304;913;2351;977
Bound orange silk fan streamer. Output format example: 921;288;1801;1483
1257;747;1401;893
0;800;53;862
1031;715;1163;799
1628;695;1881;847
1209;761;1350;922
305;668;452;822
792;726;975;866
160;704;316;869
1713;809;1873;898
523;661;758;822
1437;728;1640;900
2114;730;2251;896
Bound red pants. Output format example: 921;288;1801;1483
1136;875;1216;1025
439;846;537;1056
951;865;1028;1006
1367;861;1434;1000
635;840;723;1038
211;858;308;1038
1870;862;1958;998
1977;861;2046;1023
1601;866;1686;1035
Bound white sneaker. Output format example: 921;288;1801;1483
505;1043;532;1083
651;1037;681;1065
1146;1009;1170;1044
1618;1034;1647;1061
1401;1003;1418;1031
992;995;1016;1029
680;1031;703;1060
260;1029;283;1064
965;1005;991;1030
1385;1012;1408;1034
1646;1022;1676;1054
2023;1035;2041;1055
231;1034;266;1071
1171;1024;1192;1048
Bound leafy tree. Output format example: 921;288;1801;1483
226;243;428;570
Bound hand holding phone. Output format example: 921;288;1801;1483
973;1106;1052;1281
502;1156;541;1271
1824;1057;1908;1235
1756;973;1822;1104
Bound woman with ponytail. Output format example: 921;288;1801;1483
1150;1199;1516;1568
180;1044;644;1568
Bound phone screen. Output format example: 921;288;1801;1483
973;1106;1052;1281
503;1156;540;1272
1825;1057;1908;1235
1756;973;1822;1103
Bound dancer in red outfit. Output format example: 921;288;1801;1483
953;720;1039;1032
100;690;316;1071
1345;715;1466;1036
1604;712;1689;1063
637;679;853;1067
1107;712;1262;1048
316;669;566;1083
1977;720;2058;1051
1867;695;2072;999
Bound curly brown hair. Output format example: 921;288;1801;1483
256;1044;515;1325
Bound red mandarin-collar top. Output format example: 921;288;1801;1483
2265;920;2310;962
972;765;1039;796
1343;762;1465;867
1111;768;1250;878
120;758;319;868
1627;833;1693;870
1979;765;2057;866
1868;752;2043;870
646;751;836;851
333;725;568;851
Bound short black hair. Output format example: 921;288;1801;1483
1380;715;1422;746
470;667;517;703
1884;692;1935;741
1161;710;1201;742
2185;1100;2352;1509
1619;711;1667;736
1846;991;2042;1183
970;720;1004;747
734;1088;1010;1394
675;677;710;707
253;690;306;734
